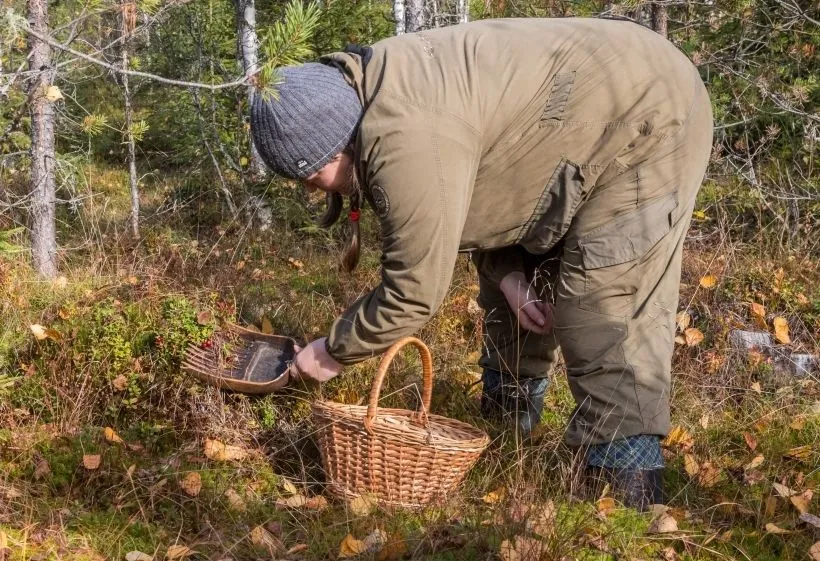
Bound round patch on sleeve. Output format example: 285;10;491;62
370;185;390;218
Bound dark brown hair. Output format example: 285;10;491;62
315;154;360;273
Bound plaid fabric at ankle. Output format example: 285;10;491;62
586;435;665;470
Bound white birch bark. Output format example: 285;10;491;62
27;0;58;278
394;0;406;35
236;0;266;178
405;0;425;33
458;0;469;24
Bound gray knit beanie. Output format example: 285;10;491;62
251;63;362;179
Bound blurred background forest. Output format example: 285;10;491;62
1;1;819;560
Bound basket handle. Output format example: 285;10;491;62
363;337;434;435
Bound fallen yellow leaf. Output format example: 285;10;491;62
683;454;700;477
744;455;765;471
275;493;328;510
338;534;367;558
82;454;101;470
125;552;152;561
482;486;506;504
281;478;298;496
203;439;248;462
809;541;820;561
751;381;762;394
286;544;309;556
596;497;616;517
750;302;767;328
275;494;307;508
773;482;796;498
773;316;791;344
261;317;274;334
764;522;790;535
790;416;806;431
250;525;282;556
699;274;718;288
165;545;193;559
179;472;201;497
697;461;722;488
104;427;124;444
790;490;813;514
195;310;212;325
685;327;704;346
29;324;62;341
674;334;686;345
785;445;813;462
663;425;694;451
305;495;329;510
349;494;378;517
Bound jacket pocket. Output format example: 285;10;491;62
517;158;588;255
580;192;678;270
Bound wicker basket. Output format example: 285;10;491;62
312;337;490;508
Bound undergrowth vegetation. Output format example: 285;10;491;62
1;165;818;560
1;0;819;558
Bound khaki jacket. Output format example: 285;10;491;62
321;17;703;364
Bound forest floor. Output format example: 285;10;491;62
1;167;819;560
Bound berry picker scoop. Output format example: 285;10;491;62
181;323;298;394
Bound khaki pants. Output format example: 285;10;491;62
474;78;713;448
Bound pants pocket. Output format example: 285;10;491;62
517;158;589;255
571;192;679;316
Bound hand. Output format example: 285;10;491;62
292;338;343;383
499;271;554;335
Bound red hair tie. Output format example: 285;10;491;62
349;210;360;222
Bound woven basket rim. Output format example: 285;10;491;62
312;400;490;449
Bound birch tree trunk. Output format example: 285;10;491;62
236;0;266;179
457;0;469;24
405;0;424;33
394;0;406;35
27;0;58;278
651;2;668;38
121;0;139;238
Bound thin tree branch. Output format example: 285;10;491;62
22;25;250;91
773;0;820;27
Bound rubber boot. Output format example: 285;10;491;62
480;368;547;437
584;466;665;511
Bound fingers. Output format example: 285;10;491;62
522;300;546;327
519;302;547;334
542;302;555;332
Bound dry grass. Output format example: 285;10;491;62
0;167;818;560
